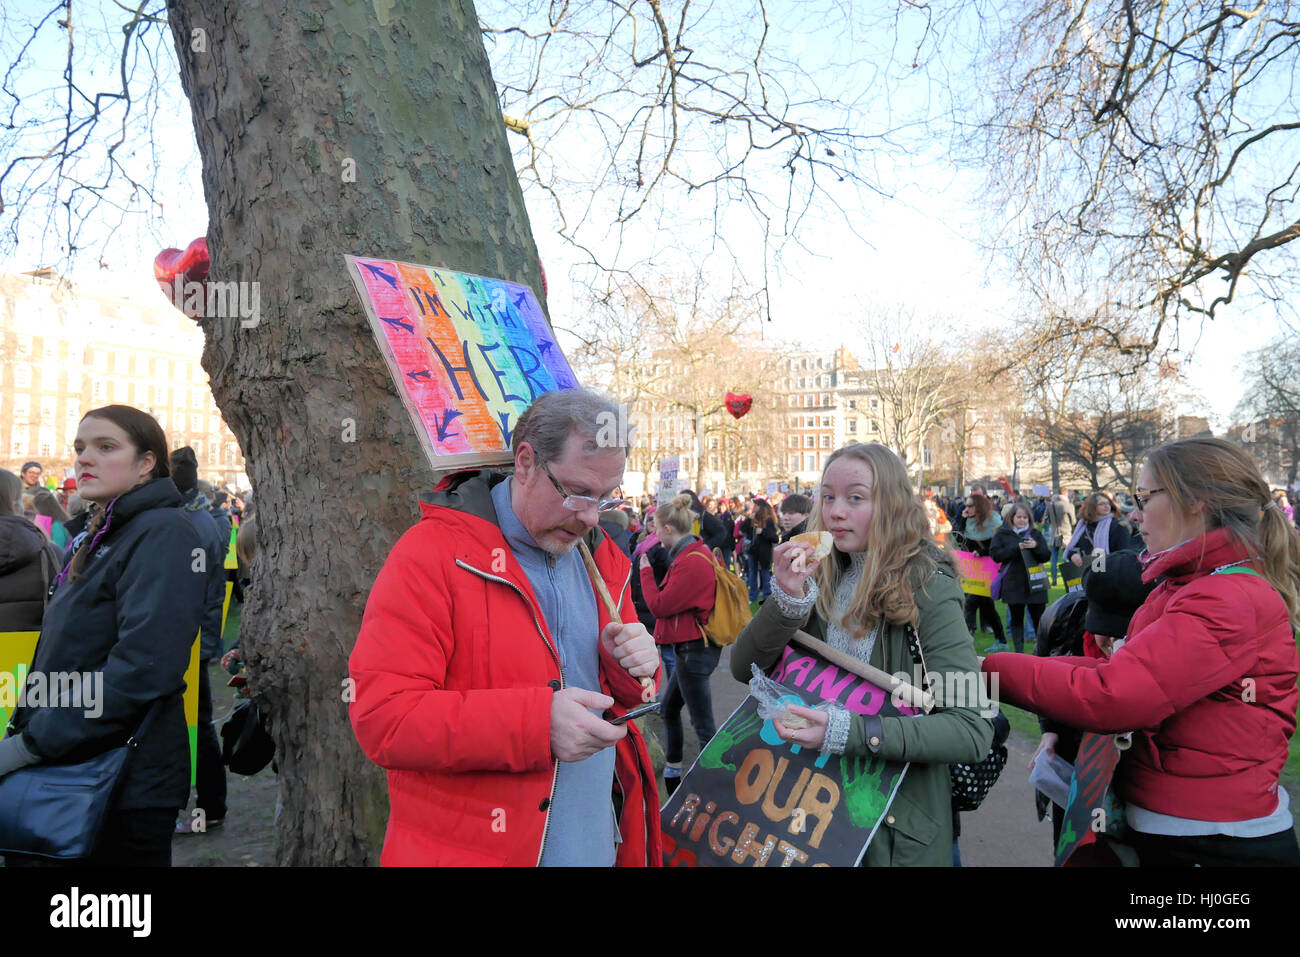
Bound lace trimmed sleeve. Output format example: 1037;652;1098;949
770;573;819;620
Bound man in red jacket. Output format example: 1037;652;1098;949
349;388;663;866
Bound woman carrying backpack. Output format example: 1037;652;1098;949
638;493;717;797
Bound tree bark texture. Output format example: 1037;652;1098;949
165;0;543;864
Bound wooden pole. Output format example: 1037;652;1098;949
577;540;656;702
790;630;934;713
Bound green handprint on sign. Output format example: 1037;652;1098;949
1056;819;1077;858
698;711;763;772
840;753;890;828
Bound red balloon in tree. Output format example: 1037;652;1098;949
725;392;753;419
153;237;210;295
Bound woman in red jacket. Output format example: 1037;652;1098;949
984;437;1300;866
638;493;718;796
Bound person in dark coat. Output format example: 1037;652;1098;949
0;470;61;632
989;502;1051;653
170;447;231;834
598;506;632;557
681;489;728;555
1064;491;1132;569
739;499;780;603
778;493;812;543
0;405;205;866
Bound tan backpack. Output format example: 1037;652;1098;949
684;550;753;647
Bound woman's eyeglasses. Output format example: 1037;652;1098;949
1134;488;1165;510
541;463;624;512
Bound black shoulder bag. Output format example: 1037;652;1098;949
0;698;165;860
904;623;1008;812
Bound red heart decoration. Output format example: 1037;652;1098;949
153;237;210;295
725;392;753;419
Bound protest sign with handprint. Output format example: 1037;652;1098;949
660;641;910;866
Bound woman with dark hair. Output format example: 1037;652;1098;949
1064;491;1132;569
989;502;1051;653
987;437;1300;866
740;499;780;603
0;406;206;866
958;491;1005;645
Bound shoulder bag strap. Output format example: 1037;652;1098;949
126;697;170;750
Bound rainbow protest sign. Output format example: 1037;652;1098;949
345;256;578;471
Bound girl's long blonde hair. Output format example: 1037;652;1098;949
1145;437;1300;631
809;443;952;636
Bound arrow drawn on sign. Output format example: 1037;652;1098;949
360;262;398;288
433;409;463;442
406;370;433;382
496;412;513;445
380;315;414;333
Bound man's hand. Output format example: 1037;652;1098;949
1070;553;1084;567
550;687;627;762
600;621;658;678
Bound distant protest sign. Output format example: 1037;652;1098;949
1032;484;1051;497
952;549;999;597
657;456;680;505
346;256;579;471
661;635;913;867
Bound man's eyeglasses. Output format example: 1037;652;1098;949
1134;488;1165;510
540;463;624;513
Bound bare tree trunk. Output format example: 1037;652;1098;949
165;0;542;864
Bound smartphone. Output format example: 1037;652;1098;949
609;701;662;725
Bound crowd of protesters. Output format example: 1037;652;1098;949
3;393;1300;869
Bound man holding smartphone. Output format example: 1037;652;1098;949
349;389;662;867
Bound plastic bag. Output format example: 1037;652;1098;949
748;663;834;729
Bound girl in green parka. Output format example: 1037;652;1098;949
730;442;994;866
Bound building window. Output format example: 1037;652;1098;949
822;416;831;427
848;419;857;433
805;435;815;448
93;380;104;402
870;398;880;410
15;365;31;389
192;413;202;431
821;435;831;448
193;439;203;457
806;453;816;471
868;418;879;433
12;439;25;456
849;400;857;410
789;436;799;448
